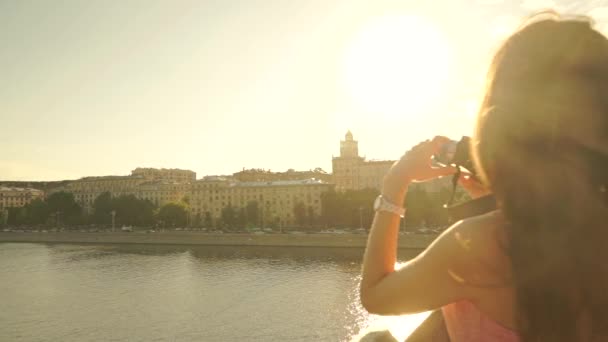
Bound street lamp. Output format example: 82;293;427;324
1;208;7;226
359;206;364;230
111;210;116;232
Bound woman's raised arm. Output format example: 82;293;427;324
360;137;479;315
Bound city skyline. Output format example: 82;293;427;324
3;1;608;181
0;130;384;182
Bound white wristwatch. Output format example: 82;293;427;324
373;195;406;218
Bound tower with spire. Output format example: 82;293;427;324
331;130;398;192
332;130;364;191
340;130;359;158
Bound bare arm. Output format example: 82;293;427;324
360;218;478;315
360;137;476;315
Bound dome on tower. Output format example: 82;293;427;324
345;130;353;141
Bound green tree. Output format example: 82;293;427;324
245;201;259;227
193;213;202;227
293;201;307;226
404;186;430;230
204;211;213;228
307;205;315;227
221;205;236;228
321;189;340;227
112;195;155;226
46;192;82;225
0;209;8;226
7;207;27;226
270;215;280;229
24;198;51;225
321;188;378;228
425;187;452;227
92;192;113;224
235;207;247;229
157;202;188;227
345;188;378;228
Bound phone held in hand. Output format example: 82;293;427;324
447;194;497;221
433;136;476;176
434;136;497;220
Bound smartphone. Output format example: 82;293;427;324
434;140;458;165
447;194;497;221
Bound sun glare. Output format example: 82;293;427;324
342;15;451;119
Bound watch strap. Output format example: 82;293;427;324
375;195;406;218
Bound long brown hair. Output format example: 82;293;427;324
472;12;608;341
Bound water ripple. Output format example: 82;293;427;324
0;243;418;342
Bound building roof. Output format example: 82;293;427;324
77;175;144;181
0;186;44;193
233;178;331;188
365;159;396;164
132;167;195;173
200;175;233;182
138;180;187;187
234;168;329;175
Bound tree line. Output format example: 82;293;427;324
151;186;465;230
2;186;469;230
321;185;471;230
2;191;192;228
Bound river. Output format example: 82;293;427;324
0;243;428;341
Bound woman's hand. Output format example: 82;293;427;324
458;172;490;199
382;136;457;205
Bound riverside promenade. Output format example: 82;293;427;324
0;231;436;249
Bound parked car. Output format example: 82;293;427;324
416;228;433;234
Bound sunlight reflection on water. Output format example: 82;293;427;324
0;243;426;342
348;263;430;342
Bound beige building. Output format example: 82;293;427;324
233;168;332;183
189;177;332;227
57;167;195;213
332;131;394;192
358;160;395;190
131;168;196;183
61;175;147;213
137;180;190;207
332;131;454;194
0;187;44;209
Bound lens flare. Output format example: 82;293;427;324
342;15;451;120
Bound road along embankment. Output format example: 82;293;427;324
0;231;437;249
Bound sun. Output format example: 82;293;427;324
342;15;451;119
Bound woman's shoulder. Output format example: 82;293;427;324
434;211;512;287
451;211;507;251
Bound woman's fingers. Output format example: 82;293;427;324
420;166;457;181
458;173;479;187
388;137;456;185
431;136;451;150
458;173;490;199
414;136;450;157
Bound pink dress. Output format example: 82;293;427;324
442;300;520;342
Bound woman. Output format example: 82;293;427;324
360;12;608;342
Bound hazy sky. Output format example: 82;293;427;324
2;0;608;181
